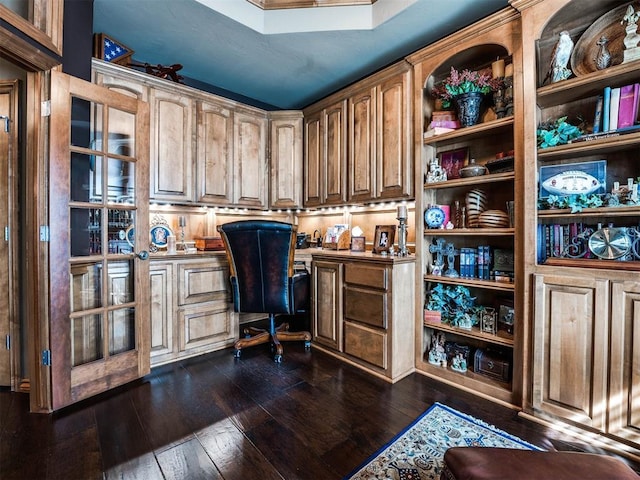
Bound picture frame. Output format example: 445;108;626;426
538;159;606;198
373;225;396;254
498;303;515;334
439;147;469;180
351;236;366;252
480;307;497;335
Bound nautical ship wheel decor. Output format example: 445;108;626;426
588;227;631;259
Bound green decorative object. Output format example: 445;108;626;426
425;283;481;328
536;116;583;148
432;67;503;110
538;193;604;213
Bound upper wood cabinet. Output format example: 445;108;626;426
303;99;348;207
303;60;412;208
349;63;413;203
233;109;268;208
269;111;303;209
196;100;234;204
92;59;271;209
149;87;195;203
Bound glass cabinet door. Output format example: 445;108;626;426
49;71;150;409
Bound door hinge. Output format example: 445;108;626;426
41;100;51;117
5;334;9;350
0;115;9;132
39;225;50;242
42;349;51;366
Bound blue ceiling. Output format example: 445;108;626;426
93;0;508;110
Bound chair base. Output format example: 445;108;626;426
233;314;311;362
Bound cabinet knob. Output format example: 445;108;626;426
136;250;149;261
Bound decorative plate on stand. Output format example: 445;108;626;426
570;4;628;75
588;227;630;259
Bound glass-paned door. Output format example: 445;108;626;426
49;71;150;409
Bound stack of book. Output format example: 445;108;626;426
424;110;461;137
459;245;492;279
572;82;640;143
537;222;591;263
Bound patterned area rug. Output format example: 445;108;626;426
345;402;542;480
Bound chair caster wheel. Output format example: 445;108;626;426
304;341;311;350
233;349;241;358
274;354;282;363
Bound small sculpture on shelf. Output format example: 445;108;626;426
443;242;459;278
595;36;612;70
622;4;640;63
428;332;447;368
543;30;574;84
451;353;468;373
426;157;447;183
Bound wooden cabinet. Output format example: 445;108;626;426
150;255;238;366
149;87;195;202
232;109;268;208
150;262;174;361
349;63;413;203
196;100;233;204
303;100;348;207
311;253;415;382
312;259;343;350
303;60;413;208
92;59;270;209
407;8;522;407
269;110;303;209
513;0;640;451
533;273;609;430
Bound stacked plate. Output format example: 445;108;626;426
478;209;510;228
465;189;488;227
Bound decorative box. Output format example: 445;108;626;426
194;236;225;251
474;348;511;382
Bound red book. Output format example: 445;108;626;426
617;83;637;129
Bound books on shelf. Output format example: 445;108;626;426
538;221;590;263
585;82;640;140
424;126;457;138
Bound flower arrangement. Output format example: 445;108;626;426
432;67;503;109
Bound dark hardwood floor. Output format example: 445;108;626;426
1;342;639;479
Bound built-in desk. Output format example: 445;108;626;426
149;252;238;366
310;250;415;382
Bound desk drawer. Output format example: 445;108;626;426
344;287;387;328
344;321;386;369
344;263;388;290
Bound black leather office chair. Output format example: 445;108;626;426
217;220;312;362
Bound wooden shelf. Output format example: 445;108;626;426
537;132;640;161
424;171;514;189
417;356;513;403
538;205;640;219
543;257;640;272
423;116;514;147
536;61;640;108
424;274;514;292
423;321;514;347
424;227;514;236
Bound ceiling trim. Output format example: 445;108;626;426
195;0;416;34
247;0;376;9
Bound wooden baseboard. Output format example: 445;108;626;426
518;411;640;463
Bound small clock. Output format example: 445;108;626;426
424;205;446;229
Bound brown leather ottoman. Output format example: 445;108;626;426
440;447;639;480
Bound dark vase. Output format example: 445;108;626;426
454;91;485;127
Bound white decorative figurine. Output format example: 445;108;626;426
426;157;447;183
544;30;574;84
622;4;640;63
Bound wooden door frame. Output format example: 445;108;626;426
0;80;21;390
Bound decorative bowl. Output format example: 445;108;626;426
478;209;510;228
459;159;488;178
